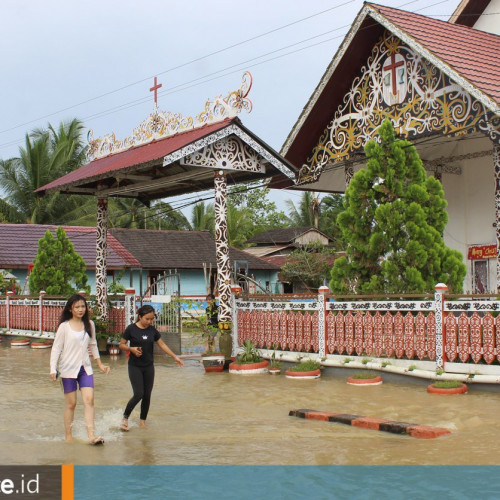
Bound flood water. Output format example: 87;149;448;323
2;340;500;466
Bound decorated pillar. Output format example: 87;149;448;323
318;286;329;358
434;283;448;370
125;288;136;327
214;171;232;326
494;145;500;292
96;197;108;319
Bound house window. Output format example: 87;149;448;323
472;260;488;293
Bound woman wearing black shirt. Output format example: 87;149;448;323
119;305;184;431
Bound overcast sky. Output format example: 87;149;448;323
1;0;459;216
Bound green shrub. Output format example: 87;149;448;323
288;359;321;372
235;340;263;364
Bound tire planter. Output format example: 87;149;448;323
202;355;226;373
427;383;468;394
10;338;30;348
108;345;120;355
30;340;53;349
229;360;269;374
285;368;321;379
268;367;281;375
347;375;383;386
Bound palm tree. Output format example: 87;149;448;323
0;118;88;224
108;198;189;230
285;191;320;228
226;204;254;248
191;201;215;232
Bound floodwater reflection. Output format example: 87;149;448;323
2;343;500;466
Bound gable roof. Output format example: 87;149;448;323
0;224;140;269
372;3;500;104
449;0;491;27
282;2;500;167
109;228;279;271
246;227;330;245
36;118;298;202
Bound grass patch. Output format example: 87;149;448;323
431;380;464;389
351;371;379;380
287;359;321;372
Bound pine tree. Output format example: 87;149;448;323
330;119;466;294
29;227;90;295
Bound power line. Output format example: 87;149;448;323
0;0;358;136
0;1;484;152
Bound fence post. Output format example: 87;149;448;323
231;285;241;356
434;283;448;370
125;289;136;327
318;286;329;358
39;291;46;336
6;291;14;331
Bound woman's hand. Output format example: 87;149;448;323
97;361;111;375
50;372;57;382
131;347;142;357
174;356;184;367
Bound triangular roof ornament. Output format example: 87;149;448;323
87;71;253;161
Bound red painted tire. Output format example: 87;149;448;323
30;341;53;349
285;368;321;378
427;383;468;394
11;339;30;347
229;360;269;371
204;365;224;373
347;375;383;385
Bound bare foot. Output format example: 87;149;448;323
120;418;129;432
139;420;148;428
65;436;73;443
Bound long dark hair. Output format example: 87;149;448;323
59;294;92;337
136;305;155;322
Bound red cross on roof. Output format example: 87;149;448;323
150;76;162;106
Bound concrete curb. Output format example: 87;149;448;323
289;409;451;439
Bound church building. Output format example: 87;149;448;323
281;0;500;293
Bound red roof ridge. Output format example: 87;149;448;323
90;116;238;162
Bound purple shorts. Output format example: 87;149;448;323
61;366;94;393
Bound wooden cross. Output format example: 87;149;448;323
383;54;404;96
150;76;162;106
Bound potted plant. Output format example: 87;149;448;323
347;371;383;385
427;380;468;394
107;334;121;355
30;338;53;349
91;316;112;353
10;336;31;347
285;359;321;379
181;297;231;372
229;340;269;374
268;343;282;375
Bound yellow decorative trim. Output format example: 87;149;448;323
87;72;253;161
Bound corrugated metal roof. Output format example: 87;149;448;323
36;119;235;193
